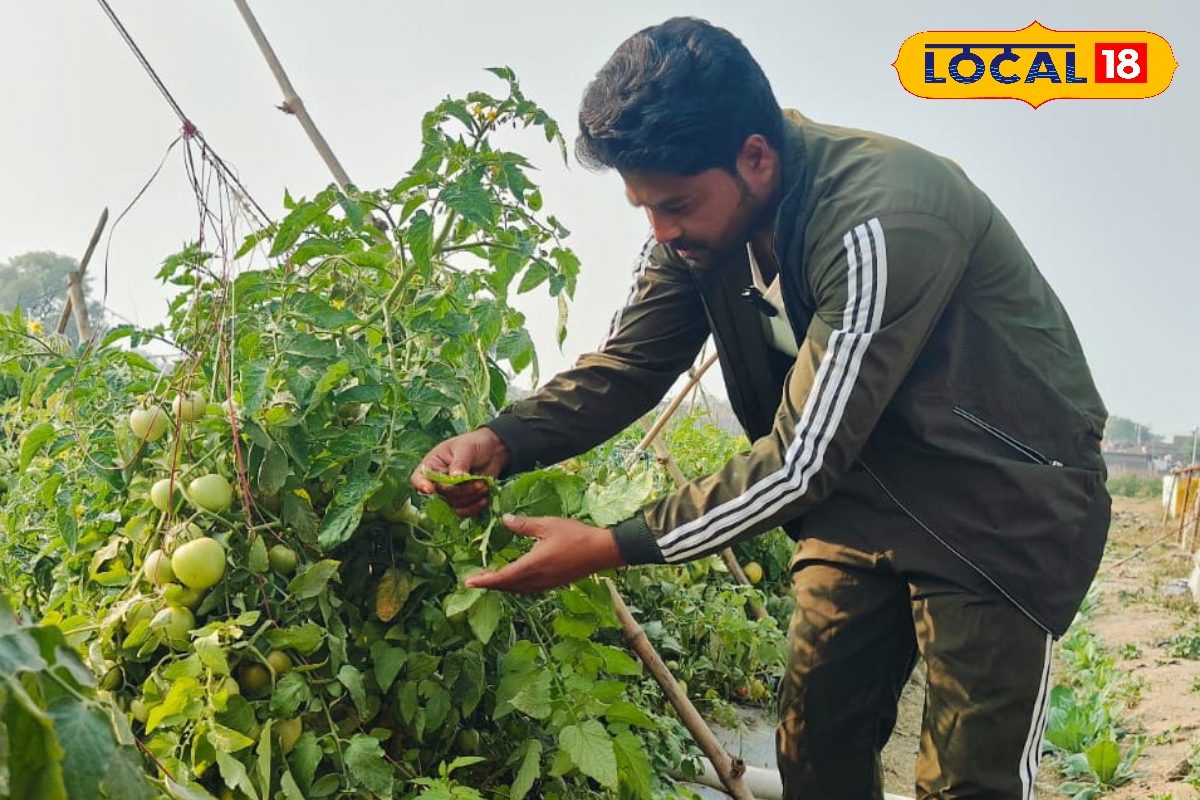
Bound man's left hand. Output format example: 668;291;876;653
464;514;626;593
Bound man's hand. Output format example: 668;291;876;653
410;428;509;517
464;515;627;594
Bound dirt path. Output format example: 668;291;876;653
1036;497;1200;798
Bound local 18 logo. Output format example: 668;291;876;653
893;21;1177;107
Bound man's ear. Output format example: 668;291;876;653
736;134;777;191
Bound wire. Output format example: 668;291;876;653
94;0;273;228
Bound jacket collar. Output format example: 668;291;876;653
770;110;812;261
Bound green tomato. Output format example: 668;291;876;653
153;605;195;650
266;650;292;676
129;406;168;442
455;728;480;753
218;676;241;696
277;718;303;755
267;544;298;576
425;547;447;568
149;477;181;512
170;537;226;590
143;549;174;586
238;663;271;696
125;596;157;629
743;561;764;586
172;391;206;422
162;582;205;609
130;699;148;723
188;474;234;512
100;666;123;691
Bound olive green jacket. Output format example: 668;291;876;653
485;111;1110;636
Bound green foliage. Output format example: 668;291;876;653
1106;473;1161;499
0;71;782;798
0;594;156;799
1163;628;1200;659
1043;601;1145;795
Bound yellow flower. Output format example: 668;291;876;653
26;321;44;334
292;488;312;504
330;299;346;310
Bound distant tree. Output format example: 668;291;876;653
1104;415;1155;446
0;251;105;342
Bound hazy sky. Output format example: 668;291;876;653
1;2;1196;433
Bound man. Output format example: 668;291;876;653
411;17;1110;799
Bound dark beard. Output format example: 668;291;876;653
673;176;769;269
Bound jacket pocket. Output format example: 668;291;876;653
952;406;1064;467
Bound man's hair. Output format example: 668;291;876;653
576;17;784;176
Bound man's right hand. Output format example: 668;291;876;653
410;427;510;518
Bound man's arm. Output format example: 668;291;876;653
483;236;710;476
613;213;970;565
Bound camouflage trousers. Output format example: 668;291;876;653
776;539;1055;799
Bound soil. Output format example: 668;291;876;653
1036;497;1200;799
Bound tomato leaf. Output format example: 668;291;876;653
370;642;407;693
286;560;341;600
18;422;55;472
511;739;542;800
265;623;325;655
613;730;654;799
559;719;618;789
583;470;656;527
269;672;312;718
344;734;393;797
468;591;503;645
215;750;260;800
258;445;289;496
46;698;113;800
317;464;379;551
248;535;269;574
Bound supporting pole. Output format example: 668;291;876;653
231;0;354;189
66;274;93;342
56;207;108;336
604;578;755;800
1180;472;1194;547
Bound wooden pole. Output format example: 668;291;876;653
231;0;354;189
604;579;755;800
56;207;108;336
1179;473;1194;547
651;438;770;622
66;274;93;342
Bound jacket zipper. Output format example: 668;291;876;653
952;406;1064;467
859;460;1054;636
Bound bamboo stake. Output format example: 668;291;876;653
1179;473;1194;547
231;0;353;189
604;578;755;800
56;208;108;336
66;274;92;342
651;438;770;621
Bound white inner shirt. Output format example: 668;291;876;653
747;242;799;356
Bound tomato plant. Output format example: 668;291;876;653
0;70;790;799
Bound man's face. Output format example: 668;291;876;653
620;136;779;268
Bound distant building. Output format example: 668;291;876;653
1103;450;1155;476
